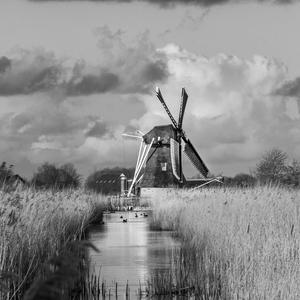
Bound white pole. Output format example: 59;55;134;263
135;141;148;177
133;140;144;181
127;138;154;197
190;178;223;191
121;133;143;139
134;138;154;182
127;141;145;198
136;174;144;184
136;130;145;136
128;144;146;197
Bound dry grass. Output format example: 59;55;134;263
0;187;106;299
150;186;300;299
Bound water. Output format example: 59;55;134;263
88;210;180;298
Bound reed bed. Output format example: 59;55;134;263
0;187;106;300
149;186;300;299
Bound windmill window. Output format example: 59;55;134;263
161;162;167;171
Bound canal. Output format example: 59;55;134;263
88;210;180;298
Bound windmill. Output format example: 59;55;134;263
126;87;222;197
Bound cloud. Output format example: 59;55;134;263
1;38;300;178
276;77;300;97
28;0;297;6
0;57;11;73
135;44;300;175
0;49;63;95
85;119;111;138
274;77;300;113
0;31;169;96
92;27;169;94
0;98;115;176
67;72;120;96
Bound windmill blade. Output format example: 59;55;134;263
170;138;181;181
183;138;209;178
136;130;145;136
178;88;188;130
122;133;143;139
155;87;178;129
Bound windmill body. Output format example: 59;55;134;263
127;87;221;198
140;124;184;188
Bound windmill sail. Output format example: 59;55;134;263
183;140;209;178
178;88;188;130
170;138;180;180
155;87;178;128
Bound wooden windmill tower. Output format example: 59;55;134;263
127;87;221;197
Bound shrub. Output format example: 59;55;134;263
32;162;81;189
283;159;300;187
225;173;256;187
256;148;288;184
0;162;14;185
256;148;300;187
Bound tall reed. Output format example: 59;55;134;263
150;186;300;299
0;187;106;299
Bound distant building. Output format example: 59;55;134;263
95;174;121;195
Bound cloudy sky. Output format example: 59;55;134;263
1;0;300;179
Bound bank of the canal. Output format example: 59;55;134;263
88;210;180;298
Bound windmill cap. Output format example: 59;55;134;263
155;86;160;94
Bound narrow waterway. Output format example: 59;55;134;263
88;210;180;298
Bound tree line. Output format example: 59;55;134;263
1;148;299;192
0;162;134;194
224;148;300;187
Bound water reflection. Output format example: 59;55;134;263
88;211;179;296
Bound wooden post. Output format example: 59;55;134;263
97;276;100;298
125;281;129;299
102;281;106;298
139;281;142;299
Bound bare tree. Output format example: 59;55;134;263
32;162;81;189
256;148;288;185
284;159;300;187
232;173;256;187
0;162;14;185
59;163;82;188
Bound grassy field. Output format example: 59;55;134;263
0;187;106;300
149;186;300;299
2;185;299;299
